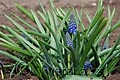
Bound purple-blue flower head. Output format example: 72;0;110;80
66;32;74;48
68;14;77;35
84;60;92;70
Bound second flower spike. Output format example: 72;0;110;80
66;32;74;48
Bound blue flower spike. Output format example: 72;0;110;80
84;60;93;75
66;32;74;48
102;35;110;50
68;14;77;35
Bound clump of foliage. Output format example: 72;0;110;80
0;0;120;79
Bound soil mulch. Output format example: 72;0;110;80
0;0;120;80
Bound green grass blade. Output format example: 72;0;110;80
75;32;81;56
63;75;102;80
79;18;107;73
69;47;77;74
88;16;104;38
56;8;64;18
85;11;92;24
59;8;66;16
47;11;55;31
0;31;18;46
94;35;120;75
37;39;58;52
52;10;59;29
87;7;104;34
88;7;117;59
50;0;55;9
0;38;16;46
31;10;46;35
0;42;31;56
38;11;46;22
91;44;100;66
47;11;58;56
0;50;27;66
90;45;120;61
38;0;46;15
46;20;67;70
12;13;38;32
109;21;120;33
103;50;120;76
5;15;40;47
39;40;52;65
58;9;70;32
6;27;40;53
26;30;49;39
95;7;116;46
15;4;34;21
107;56;119;73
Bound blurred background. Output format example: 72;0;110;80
0;0;120;45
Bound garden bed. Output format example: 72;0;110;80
0;0;120;80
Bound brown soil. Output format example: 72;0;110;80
0;0;120;80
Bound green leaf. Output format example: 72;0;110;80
0;42;31;56
57;8;70;32
0;31;18;46
31;10;46;35
107;57;119;73
87;6;104;34
50;0;55;9
76;9;85;31
109;21;120;33
79;18;107;73
62;75;102;80
85;11;92;23
38;0;46;15
94;35;120;75
39;40;52;65
5;15;40;47
0;50;27;66
15;4;34;21
6;26;40;53
12;13;38;32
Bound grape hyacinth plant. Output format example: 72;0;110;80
0;0;120;80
